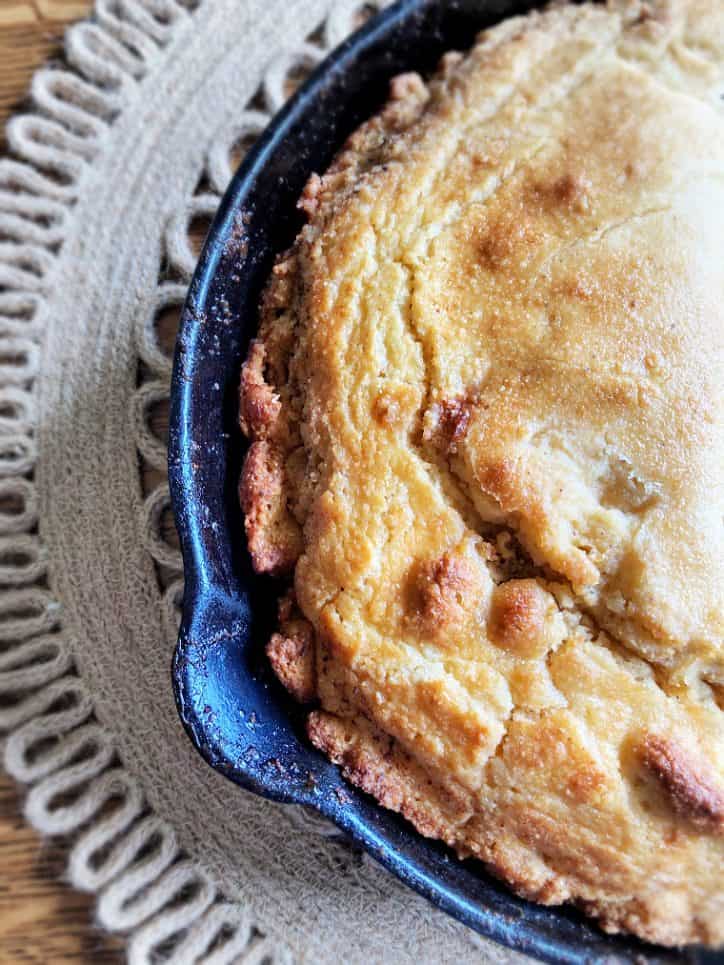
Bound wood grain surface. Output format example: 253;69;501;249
0;0;91;147
1;3;123;962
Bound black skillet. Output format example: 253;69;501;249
168;2;719;961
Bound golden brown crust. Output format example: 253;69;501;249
422;394;476;455
488;579;564;659
266;591;316;702
240;0;724;947
239;339;281;441
307;710;474;842
267;630;315;702
238;440;302;575
413;536;491;637
638;734;724;834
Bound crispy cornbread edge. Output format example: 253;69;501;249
238;0;724;947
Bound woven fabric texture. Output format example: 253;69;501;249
0;0;532;961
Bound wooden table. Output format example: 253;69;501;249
1;3;122;961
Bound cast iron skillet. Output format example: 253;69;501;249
168;2;718;962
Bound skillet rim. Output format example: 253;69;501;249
167;3;714;962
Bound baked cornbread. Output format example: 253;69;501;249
239;0;724;946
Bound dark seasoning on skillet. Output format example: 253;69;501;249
238;0;724;948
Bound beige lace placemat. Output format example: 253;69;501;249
0;0;532;961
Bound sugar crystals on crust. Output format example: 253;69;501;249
240;0;724;947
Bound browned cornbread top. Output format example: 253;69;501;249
240;0;724;947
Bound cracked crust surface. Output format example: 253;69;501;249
239;0;724;947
